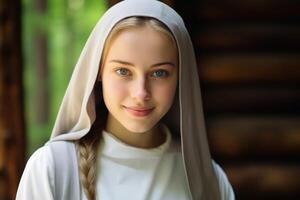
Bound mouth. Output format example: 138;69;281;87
123;106;154;117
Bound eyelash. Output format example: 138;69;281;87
115;68;169;78
152;70;169;77
116;68;130;76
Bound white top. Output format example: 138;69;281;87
16;126;235;200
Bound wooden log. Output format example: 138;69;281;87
202;87;300;114
0;85;6;200
223;163;300;199
0;2;8;199
0;168;6;200
177;0;300;23
198;54;300;84
207;116;300;160
0;0;26;199
194;26;300;52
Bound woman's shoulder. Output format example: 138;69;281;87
19;140;76;182
26;144;54;169
45;140;76;155
16;144;55;199
212;160;235;200
16;141;79;199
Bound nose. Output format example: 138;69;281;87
131;76;151;101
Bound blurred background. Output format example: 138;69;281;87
1;0;300;199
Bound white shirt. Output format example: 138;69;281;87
93;126;191;200
16;126;235;200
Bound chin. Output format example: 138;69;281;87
123;122;156;133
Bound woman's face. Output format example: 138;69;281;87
100;25;178;133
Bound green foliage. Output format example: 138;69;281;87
22;0;108;156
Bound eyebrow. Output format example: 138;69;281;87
109;59;176;67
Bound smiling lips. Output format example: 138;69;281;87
123;106;154;117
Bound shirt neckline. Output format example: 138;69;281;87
99;124;172;159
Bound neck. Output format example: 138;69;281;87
105;114;166;148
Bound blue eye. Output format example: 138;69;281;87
116;68;130;76
152;70;168;77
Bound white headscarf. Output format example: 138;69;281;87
49;0;220;199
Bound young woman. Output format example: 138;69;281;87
16;0;235;199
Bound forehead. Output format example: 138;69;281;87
105;26;178;64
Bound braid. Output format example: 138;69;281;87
76;81;106;200
77;130;101;200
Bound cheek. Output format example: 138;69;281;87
154;82;177;105
102;77;128;101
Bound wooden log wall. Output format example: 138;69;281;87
173;0;300;199
0;0;26;199
109;0;300;199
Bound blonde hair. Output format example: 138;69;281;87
76;16;177;200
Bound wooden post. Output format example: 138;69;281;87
33;0;49;123
0;0;26;199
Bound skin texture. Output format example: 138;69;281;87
100;25;178;148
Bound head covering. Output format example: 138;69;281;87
49;0;220;199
